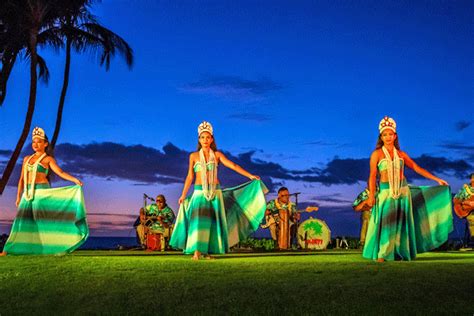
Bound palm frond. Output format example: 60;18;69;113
82;23;134;69
36;53;50;83
38;27;64;51
21;51;50;84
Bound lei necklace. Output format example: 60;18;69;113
275;198;292;213
23;152;47;201
382;146;402;199
199;148;218;201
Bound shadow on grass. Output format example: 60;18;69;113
414;255;474;261
222;251;358;260
73;251;183;257
72;249;361;259
69;249;474;263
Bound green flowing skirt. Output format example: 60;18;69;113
363;182;452;261
4;184;89;255
170;180;268;254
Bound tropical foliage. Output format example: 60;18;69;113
0;0;133;194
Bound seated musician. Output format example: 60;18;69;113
136;195;176;248
453;173;474;247
352;187;372;248
262;187;300;249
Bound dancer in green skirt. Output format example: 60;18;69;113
363;117;452;262
1;127;88;255
170;121;267;260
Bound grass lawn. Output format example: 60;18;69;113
0;249;473;314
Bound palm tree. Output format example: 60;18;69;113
0;7;22;106
0;2;55;106
49;0;134;150
0;0;62;194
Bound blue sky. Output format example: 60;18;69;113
1;0;473;237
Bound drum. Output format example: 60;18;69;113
278;209;290;249
298;217;331;250
454;198;474;219
146;233;163;251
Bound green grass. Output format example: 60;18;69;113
1;250;473;315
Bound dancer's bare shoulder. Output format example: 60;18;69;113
214;151;225;162
370;149;383;161
189;151;199;162
398;150;408;159
42;155;53;163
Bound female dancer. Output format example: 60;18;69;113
170;121;267;260
2;127;88;255
363;117;452;262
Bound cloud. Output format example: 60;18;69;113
0;219;12;226
227;112;272;122
404;155;471;179
53;142;281;191
0;150;12;157
1;142;472;191
302;140;349;148
438;142;474;160
310;194;353;205
310;158;369;185
88;212;137;220
292;155;472;185
455;120;471;131
180;75;283;101
54;142;188;185
82;212;139;236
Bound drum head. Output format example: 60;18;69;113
298;217;331;250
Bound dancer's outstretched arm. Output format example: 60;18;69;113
48;158;82;186
400;151;448;185
216;152;259;180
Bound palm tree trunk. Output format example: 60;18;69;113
50;37;71;151
0;30;38;194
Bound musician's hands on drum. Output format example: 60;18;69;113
462;200;474;209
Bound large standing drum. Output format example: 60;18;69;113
146;234;161;251
298;217;331;250
278;209;290;249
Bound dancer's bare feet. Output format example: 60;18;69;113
192;250;202;260
203;255;214;260
376;258;385;263
0;252;7;257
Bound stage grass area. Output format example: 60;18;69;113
1;250;473;314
